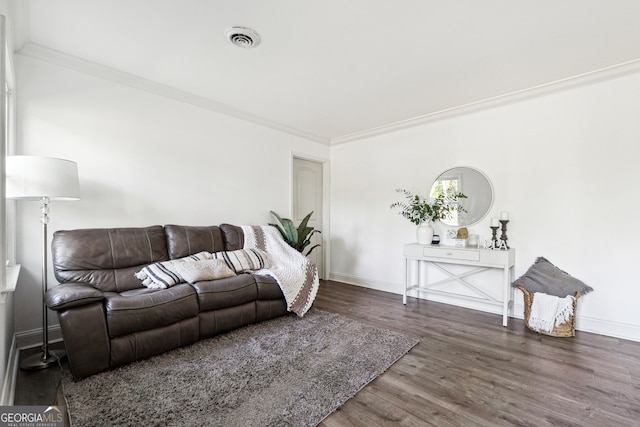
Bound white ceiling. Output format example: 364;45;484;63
14;0;640;144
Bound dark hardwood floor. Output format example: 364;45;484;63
14;341;66;407
314;281;640;426
15;280;640;426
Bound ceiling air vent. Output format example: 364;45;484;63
225;27;261;49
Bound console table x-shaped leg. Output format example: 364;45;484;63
403;244;515;326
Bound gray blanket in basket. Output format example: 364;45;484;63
512;257;593;297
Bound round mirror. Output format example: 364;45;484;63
430;166;494;227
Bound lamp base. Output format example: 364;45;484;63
19;349;66;371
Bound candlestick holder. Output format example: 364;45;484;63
490;226;500;249
499;219;509;249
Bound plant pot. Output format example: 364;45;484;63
416;223;434;245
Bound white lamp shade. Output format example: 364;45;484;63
6;156;80;200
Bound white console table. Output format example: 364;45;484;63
404;244;516;326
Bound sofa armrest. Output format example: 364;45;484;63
45;282;105;310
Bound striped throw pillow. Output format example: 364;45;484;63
135;251;212;289
173;259;236;284
212;249;271;273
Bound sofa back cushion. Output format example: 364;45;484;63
220;223;244;251
164;225;225;259
52;226;169;293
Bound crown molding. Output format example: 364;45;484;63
16;44;640;147
8;0;31;52
16;43;330;145
330;58;640;145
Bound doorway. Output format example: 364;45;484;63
292;157;324;279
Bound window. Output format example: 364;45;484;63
4;56;15;265
1;14;16;295
430;173;463;226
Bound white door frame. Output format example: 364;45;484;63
290;152;330;280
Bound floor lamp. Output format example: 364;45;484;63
6;156;80;370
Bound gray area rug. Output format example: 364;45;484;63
61;309;418;426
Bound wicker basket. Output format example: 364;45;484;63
517;285;580;337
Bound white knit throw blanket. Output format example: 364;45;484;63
241;225;319;317
529;292;575;333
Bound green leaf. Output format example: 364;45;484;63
304;244;321;256
297;212;314;243
282;218;298;245
267;222;287;241
391;188;467;225
270;211;298;246
269;210;322;254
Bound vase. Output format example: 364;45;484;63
416;223;434;245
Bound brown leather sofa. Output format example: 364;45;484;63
44;224;287;380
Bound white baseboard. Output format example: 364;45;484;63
15;325;64;350
329;273;405;295
328;273;640;343
0;326;66;406
573;315;640;342
330;273;505;315
1;334;18;405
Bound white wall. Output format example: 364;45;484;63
13;43;640;345
14;55;329;338
330;69;640;341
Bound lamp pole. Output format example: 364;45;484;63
20;196;66;370
6;156;80;371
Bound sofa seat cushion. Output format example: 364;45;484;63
104;283;198;338
251;273;285;300
190;274;258;311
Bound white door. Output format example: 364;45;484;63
292;157;324;279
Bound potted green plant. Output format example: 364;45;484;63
269;211;321;256
390;188;467;244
